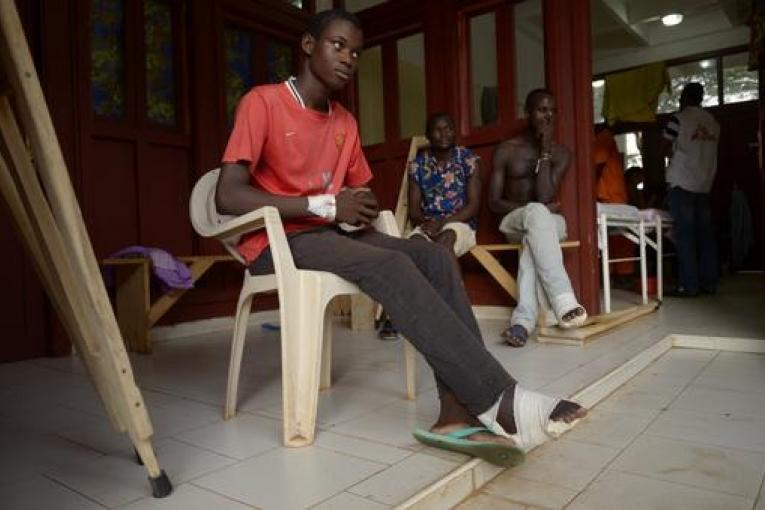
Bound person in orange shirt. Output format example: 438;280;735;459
593;126;628;204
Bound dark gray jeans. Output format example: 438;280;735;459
250;226;514;415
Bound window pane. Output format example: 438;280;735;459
615;132;642;169
723;52;758;104
345;0;387;12
358;45;385;146
657;59;719;113
224;26;254;126
144;0;176;126
514;0;545;118
592;79;605;123
266;39;293;84
397;33;426;139
90;0;126;118
470;12;497;127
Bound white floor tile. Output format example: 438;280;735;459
348;453;459;506
260;386;400;426
174;414;280;460
44;453;158;507
148;439;237;484
647;407;765;453
314;431;412;465
0;422;104;488
670;386;765;421
453;493;526;510
118;483;252;509
563;409;654;449
568;470;754;510
311;491;390;509
0;475;104;510
482;473;578;509
193;447;385;509
507;438;620;491
611;434;765;498
329;407;432;449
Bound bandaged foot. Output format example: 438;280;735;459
478;384;587;452
551;292;587;329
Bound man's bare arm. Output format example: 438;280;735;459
535;146;571;204
488;143;525;214
216;162;309;217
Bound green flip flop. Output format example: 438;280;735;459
413;427;525;467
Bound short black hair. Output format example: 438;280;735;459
425;112;454;136
525;88;554;113
306;9;362;39
680;82;704;106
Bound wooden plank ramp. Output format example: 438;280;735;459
537;302;660;346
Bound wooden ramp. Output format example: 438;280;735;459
0;2;171;498
537;302;660;346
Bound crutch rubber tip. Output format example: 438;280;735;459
149;470;173;498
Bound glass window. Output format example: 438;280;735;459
345;0;387;12
266;39;293;84
358;45;385;146
657;59;719;113
144;0;176;126
592;80;605;124
90;0;126;118
397;33;426;139
615;132;643;169
514;0;545;118
224;26;254;126
723;52;758;104
469;12;498;127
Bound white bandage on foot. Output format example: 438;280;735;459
307;194;336;221
477;394;512;438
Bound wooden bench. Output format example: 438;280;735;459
101;255;234;353
395;136;581;306
468;241;581;301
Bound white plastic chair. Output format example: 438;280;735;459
190;168;416;446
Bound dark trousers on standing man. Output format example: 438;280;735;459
667;186;719;293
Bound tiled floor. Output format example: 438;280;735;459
1;274;764;509
456;276;765;510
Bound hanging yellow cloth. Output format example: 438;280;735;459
602;62;670;125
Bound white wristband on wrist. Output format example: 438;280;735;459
307;194;336;221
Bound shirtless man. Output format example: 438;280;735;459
489;89;587;347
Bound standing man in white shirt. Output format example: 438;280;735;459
662;82;721;297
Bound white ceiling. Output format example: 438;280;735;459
592;0;751;74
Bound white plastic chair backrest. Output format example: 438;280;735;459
394;136;430;235
189;168;246;265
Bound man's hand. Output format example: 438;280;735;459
335;188;379;226
545;201;561;214
421;218;444;238
537;125;553;156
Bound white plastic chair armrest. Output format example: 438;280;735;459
372;210;400;237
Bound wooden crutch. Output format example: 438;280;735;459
0;1;171;498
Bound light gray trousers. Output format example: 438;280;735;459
499;203;579;332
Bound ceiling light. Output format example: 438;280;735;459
661;13;683;26
700;59;713;69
